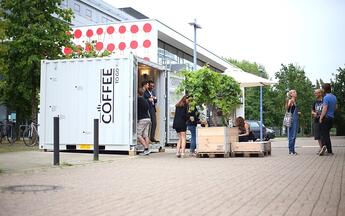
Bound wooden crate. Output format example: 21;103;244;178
231;141;272;157
197;127;238;154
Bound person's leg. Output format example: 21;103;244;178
319;120;327;155
176;132;181;156
138;136;147;148
137;120;146;148
290;113;299;154
318;140;322;149
288;126;293;154
142;119;152;154
315;123;322;149
324;118;333;154
292;124;297;154
180;132;187;157
149;111;157;141
188;125;196;153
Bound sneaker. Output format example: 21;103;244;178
143;149;151;155
189;152;197;157
180;153;185;158
319;146;326;156
176;152;181;158
292;152;298;156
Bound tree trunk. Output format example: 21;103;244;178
208;105;218;127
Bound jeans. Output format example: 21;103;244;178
149;110;157;141
188;125;196;153
288;108;298;153
320;117;333;153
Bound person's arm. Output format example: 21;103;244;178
286;99;293;111
311;102;317;117
152;91;157;104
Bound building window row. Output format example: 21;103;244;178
158;40;221;72
65;0;119;24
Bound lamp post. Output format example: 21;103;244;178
189;19;201;70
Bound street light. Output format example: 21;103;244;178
189;18;201;70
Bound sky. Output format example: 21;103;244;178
104;0;345;83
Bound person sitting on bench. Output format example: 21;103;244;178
235;116;256;142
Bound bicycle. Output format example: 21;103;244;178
20;122;39;147
0;120;17;145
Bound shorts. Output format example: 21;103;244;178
175;127;187;133
313;122;321;140
137;118;151;139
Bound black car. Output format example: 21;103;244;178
246;120;271;141
266;128;276;139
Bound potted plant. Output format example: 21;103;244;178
178;66;241;156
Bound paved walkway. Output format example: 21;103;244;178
0;137;344;216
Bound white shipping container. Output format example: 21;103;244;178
39;54;165;152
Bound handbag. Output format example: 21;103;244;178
283;111;292;127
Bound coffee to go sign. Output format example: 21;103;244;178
97;66;119;124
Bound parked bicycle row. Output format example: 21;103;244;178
0;120;39;146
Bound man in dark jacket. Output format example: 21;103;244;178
144;80;158;142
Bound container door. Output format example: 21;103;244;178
166;68;185;144
131;57;138;147
97;56;136;150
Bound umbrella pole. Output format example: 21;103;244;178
260;84;263;141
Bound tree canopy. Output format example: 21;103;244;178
273;64;314;134
332;66;345;135
178;66;241;126
0;0;73;122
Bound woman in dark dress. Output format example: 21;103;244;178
173;95;190;158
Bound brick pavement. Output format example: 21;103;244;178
0;137;344;216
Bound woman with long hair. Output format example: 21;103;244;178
173;95;190;158
286;89;299;155
235;116;256;142
236;116;250;142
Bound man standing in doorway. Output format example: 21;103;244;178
319;83;337;156
145;80;159;142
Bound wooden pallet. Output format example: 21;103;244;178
230;151;265;157
196;152;230;158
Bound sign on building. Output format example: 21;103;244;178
66;20;158;63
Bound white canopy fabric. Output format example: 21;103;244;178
224;67;276;88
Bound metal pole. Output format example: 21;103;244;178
53;116;59;165
193;22;197;70
93;119;99;161
189;19;201;71
260;85;263;141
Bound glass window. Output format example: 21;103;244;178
74;3;80;13
248;121;260;129
86;9;92;18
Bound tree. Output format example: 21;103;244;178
178;66;241;126
332;66;345;135
315;79;324;89
273;64;314;135
0;0;73;122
